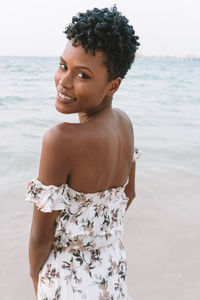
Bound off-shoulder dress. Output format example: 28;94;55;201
25;147;141;300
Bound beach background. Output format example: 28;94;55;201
0;55;200;300
0;0;200;300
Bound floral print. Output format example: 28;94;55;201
25;148;141;299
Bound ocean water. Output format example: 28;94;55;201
0;56;200;300
0;56;199;189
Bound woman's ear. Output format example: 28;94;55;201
107;77;122;96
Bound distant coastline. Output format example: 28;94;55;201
135;53;200;60
0;54;200;61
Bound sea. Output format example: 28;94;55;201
0;56;199;300
0;56;199;188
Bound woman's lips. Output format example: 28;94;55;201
56;91;77;104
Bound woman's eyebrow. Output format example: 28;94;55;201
59;56;94;74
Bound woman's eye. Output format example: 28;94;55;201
59;63;67;71
77;72;90;80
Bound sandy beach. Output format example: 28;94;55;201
124;172;200;300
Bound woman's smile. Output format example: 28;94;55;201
56;90;78;104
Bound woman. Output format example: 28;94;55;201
25;6;140;300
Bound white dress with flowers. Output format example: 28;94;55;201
25;148;141;300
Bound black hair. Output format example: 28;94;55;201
64;5;140;81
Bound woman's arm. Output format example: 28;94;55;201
29;206;59;279
28;125;72;287
124;159;136;211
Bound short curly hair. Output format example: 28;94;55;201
64;5;140;81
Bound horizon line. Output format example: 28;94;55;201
0;54;200;59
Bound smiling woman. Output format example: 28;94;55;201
54;42;117;115
25;5;140;300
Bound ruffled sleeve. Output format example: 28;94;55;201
25;177;70;213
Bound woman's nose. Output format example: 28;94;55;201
58;70;73;90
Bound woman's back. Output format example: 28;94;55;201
59;108;134;193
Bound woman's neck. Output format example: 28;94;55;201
78;96;113;123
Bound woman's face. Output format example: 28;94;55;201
54;41;119;116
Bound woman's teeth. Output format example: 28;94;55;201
58;91;76;101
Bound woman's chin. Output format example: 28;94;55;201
55;100;77;114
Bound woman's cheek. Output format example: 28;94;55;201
54;70;60;86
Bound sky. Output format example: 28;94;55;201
0;0;199;57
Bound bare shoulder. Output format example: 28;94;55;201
42;122;84;161
43;122;77;147
113;108;134;135
38;122;81;184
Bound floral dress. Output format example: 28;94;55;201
25;148;141;300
